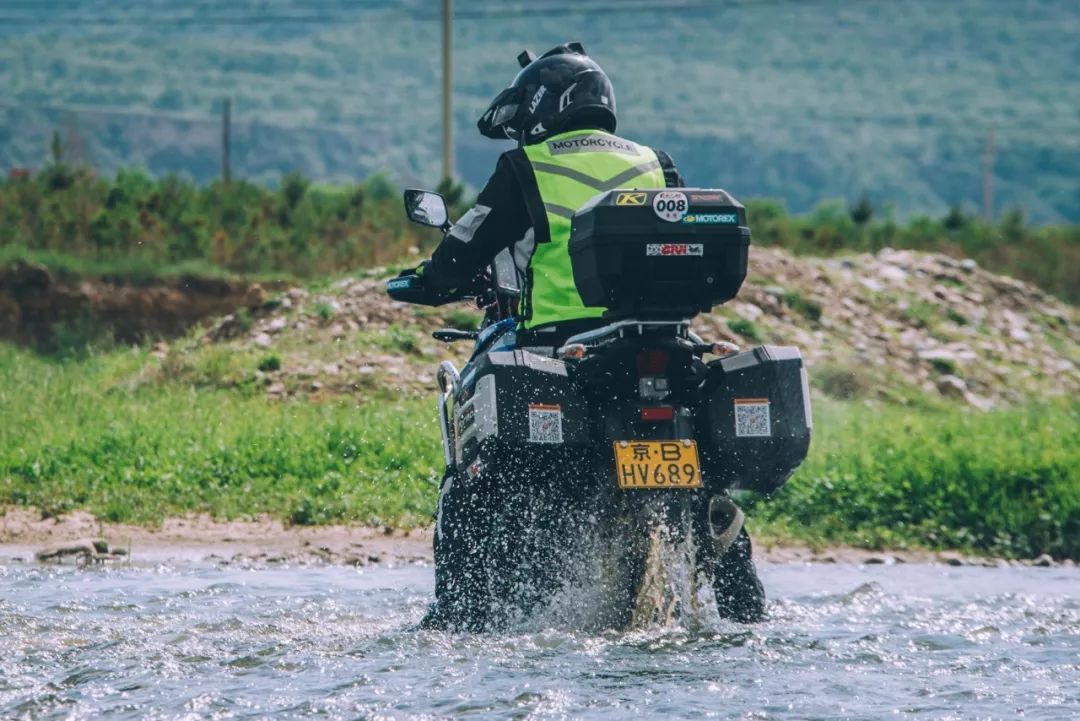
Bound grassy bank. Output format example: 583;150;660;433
2;166;1078;302
2;343;1077;558
748;400;1080;560
0;345;443;527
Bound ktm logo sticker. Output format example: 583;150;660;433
615;192;647;206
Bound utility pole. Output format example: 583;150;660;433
441;0;454;181
982;127;994;221
222;97;232;185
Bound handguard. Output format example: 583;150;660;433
385;273;464;307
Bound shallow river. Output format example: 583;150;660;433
1;559;1077;720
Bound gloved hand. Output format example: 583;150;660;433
397;261;430;278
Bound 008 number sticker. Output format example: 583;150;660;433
652;190;689;223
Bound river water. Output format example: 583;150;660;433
1;559;1077;720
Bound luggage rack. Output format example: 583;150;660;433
559;318;726;360
562;319;699;348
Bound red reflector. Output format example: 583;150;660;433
636;349;669;376
640;406;675;421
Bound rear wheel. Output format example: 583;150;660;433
422;462;573;631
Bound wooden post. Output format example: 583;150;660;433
441;0;454;181
222;98;232;185
982;128;994;221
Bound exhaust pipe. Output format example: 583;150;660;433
708;495;745;555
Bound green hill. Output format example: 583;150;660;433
1;0;1077;221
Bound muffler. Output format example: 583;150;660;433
707;495;745;555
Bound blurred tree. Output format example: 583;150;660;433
850;195;874;226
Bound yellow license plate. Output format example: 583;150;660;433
613;440;702;489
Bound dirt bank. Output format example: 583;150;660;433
193;247;1078;407
0;260;275;348
2;507;1069;568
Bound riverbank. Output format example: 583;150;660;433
3;507;1071;569
2;246;1077;561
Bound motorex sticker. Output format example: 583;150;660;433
653;190;689;222
734;398;772;437
528;404;564;444
682;213;738;224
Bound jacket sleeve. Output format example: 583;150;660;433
424;153;531;291
653;149;685;188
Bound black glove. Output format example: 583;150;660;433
397;262;427;278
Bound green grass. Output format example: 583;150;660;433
727;318;762;342
1;343;1077;558
0;344;443;526
749;399;1080;559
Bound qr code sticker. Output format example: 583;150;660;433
735;399;771;437
528;404;564;444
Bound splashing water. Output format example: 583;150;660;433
1;559;1078;720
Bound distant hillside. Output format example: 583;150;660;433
1;0;1077;221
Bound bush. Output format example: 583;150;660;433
1;163;1075;303
257;354;282;372
727;317;762;342
782;290;823;322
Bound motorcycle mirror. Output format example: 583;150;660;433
403;189;451;230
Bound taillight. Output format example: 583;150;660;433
640;406;675;422
636;349;669;377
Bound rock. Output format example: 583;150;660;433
266;382;285;395
1032;554;1055;567
960;258;978;272
858;277;883;293
1008;325;1031;342
733;302;764;321
310;381;323;391
252;333;272;348
267;317;288;333
962;392;995;412
35;538;121;563
936;375;968;398
878;264;908;283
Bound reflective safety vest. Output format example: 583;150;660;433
520;129;667;329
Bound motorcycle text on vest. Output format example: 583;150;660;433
387;187;812;631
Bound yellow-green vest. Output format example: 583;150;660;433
521;129;667;328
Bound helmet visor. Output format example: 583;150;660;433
478;86;524;139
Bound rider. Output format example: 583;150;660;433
413;42;683;346
414;42;765;626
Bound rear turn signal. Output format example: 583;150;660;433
639;406;675;422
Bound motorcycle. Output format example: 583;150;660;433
387;187;812;631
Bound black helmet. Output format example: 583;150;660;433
477;42;617;145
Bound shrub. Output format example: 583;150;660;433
444;308;479;331
257;354;282;372
782;290;823;322
813;363;871;400
727;317;762;342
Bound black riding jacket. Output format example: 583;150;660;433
424;135;684;292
